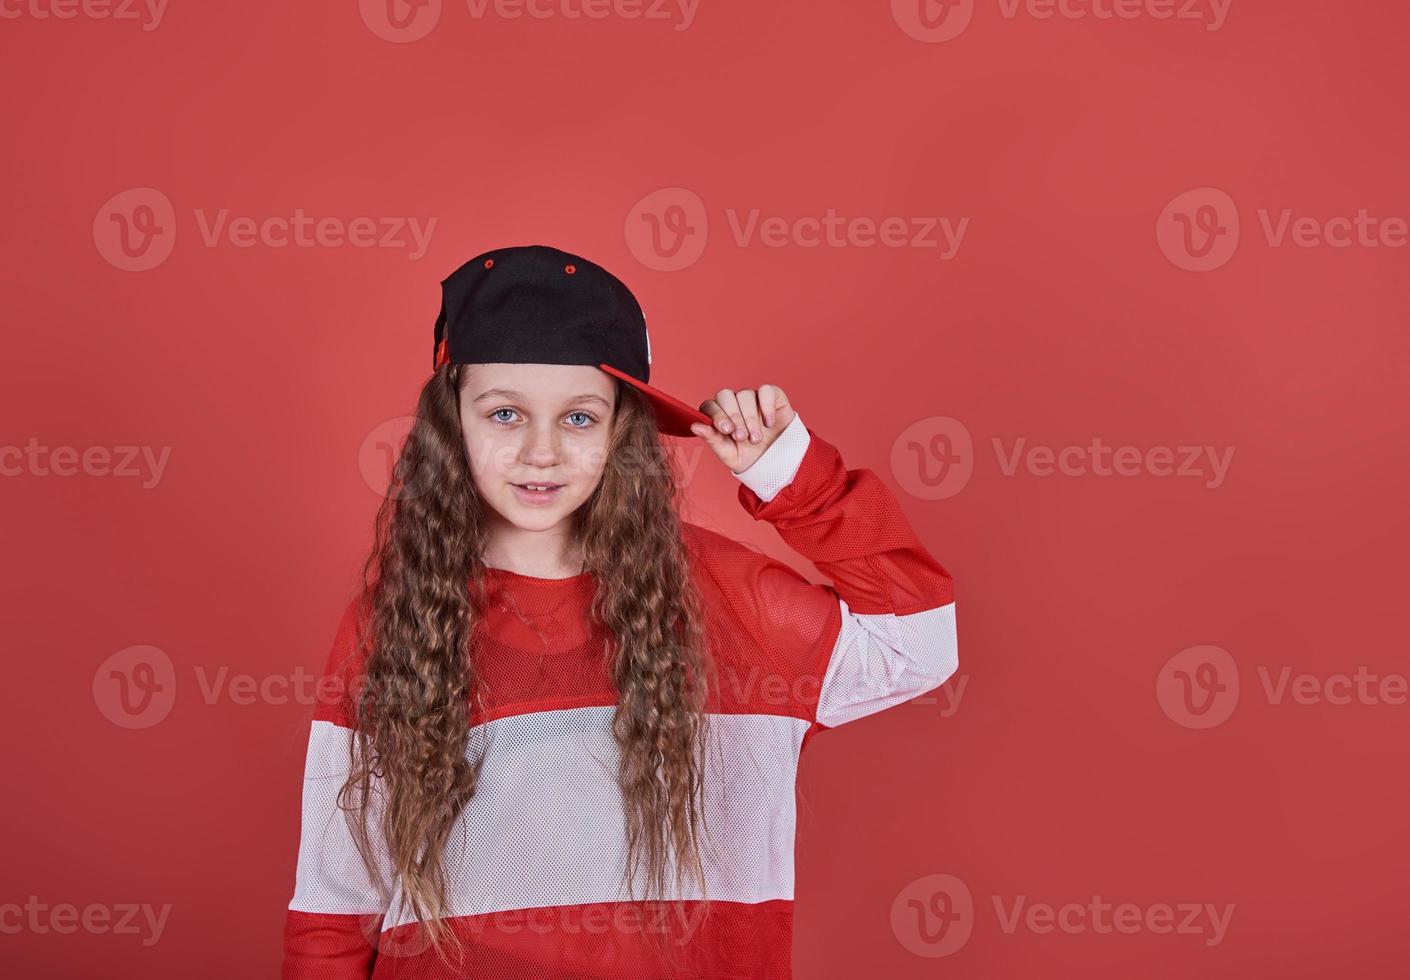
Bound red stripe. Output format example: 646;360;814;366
375;899;793;979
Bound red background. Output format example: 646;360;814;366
3;0;1407;976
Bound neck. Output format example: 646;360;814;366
482;515;585;579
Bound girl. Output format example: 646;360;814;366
281;245;959;979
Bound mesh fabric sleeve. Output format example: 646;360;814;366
281;595;390;979
728;411;959;732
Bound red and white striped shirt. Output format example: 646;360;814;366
281;413;958;978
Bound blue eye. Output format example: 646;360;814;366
487;408;597;429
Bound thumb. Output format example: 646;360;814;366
689;420;738;466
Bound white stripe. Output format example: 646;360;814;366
290;708;808;925
289;720;392;916
817;600;959;728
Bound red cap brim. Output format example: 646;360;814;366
598;363;710;438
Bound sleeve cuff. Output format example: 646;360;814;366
732;411;810;503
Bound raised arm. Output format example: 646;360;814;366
729;411;959;731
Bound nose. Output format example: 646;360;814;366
517;420;561;468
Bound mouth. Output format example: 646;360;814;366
511;482;565;505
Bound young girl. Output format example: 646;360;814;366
281;245;959;979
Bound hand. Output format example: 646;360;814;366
689;384;796;474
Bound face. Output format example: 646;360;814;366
458;362;617;534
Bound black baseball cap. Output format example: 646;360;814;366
433;244;710;437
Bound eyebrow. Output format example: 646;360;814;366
470;388;612;410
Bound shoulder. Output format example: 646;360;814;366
679;520;839;630
680;519;776;574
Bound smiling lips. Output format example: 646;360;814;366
512;482;564;505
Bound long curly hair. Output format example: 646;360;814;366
337;363;719;971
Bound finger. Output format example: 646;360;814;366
735;389;763;443
698;398;724;425
757;384;778;428
762;384;793;429
690;400;727;442
714;388;748;442
698;398;735;437
689;419;731;455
